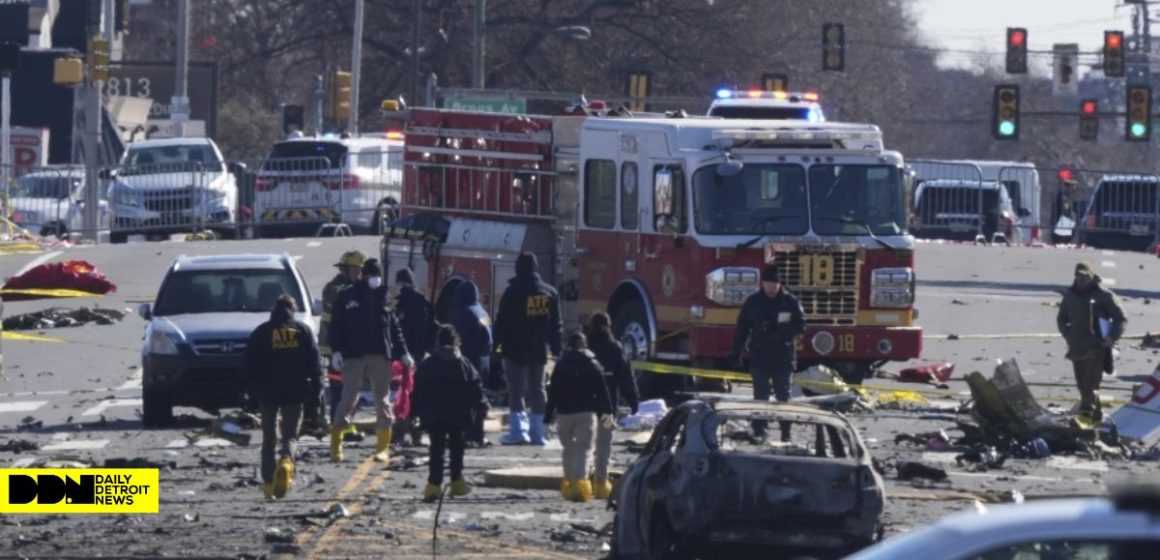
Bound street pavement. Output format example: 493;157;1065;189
0;236;1157;558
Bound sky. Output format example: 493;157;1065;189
912;0;1137;73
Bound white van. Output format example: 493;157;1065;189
253;135;403;236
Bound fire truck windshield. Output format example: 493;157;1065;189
693;164;809;235
808;165;907;236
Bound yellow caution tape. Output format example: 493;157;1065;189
0;243;44;253
0;288;107;298
2;332;65;343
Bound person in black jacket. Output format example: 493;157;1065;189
728;263;806;441
242;295;323;500
493;252;563;446
451;280;493;447
393;267;436;446
545;332;613;503
584;311;640;500
412;324;485;502
329;259;414;463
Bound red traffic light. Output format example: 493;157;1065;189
1082;100;1097;115
1106;32;1122;49
1009;29;1026;47
1058;168;1075;183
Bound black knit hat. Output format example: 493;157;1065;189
362;258;383;277
762;263;781;282
516;252;538;276
395;267;415;286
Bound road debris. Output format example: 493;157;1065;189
264;527;296;544
0;260;117;301
1105;364;1160;448
618;399;668;430
2;306;126;330
896;461;949;482
0;439;38;452
898;362;955;384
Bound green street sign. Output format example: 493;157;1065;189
442;97;527;114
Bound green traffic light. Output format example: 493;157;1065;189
1131;122;1147;137
998;121;1016;136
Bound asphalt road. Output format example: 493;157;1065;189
0;236;1157;558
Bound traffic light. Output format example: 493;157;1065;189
282;104;305;135
331;70;352;121
1006;28;1028;74
1104;31;1125;77
992;85;1020;140
625;71;651;112
87;36;109;82
762;73;788;94
1058;167;1075;183
1080;99;1098;141
822;23;845;71
1126;85;1151;141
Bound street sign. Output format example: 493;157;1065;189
0;126;49;175
442;97;526;114
1052;43;1079;97
104;61;218;136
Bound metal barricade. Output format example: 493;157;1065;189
1;164;105;240
996;165;1042;245
907;160;993;242
402;158;558;221
1066;169;1160;252
106;161;240;242
250;147;405;237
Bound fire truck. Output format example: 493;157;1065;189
380;103;921;389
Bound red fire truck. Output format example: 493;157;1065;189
380;103;921;389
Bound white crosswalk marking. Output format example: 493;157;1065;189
1101;261;1116;268
81;398;143;417
0;400;48;414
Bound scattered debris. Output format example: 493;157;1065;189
955;445;1006;470
795;364;849;396
1105;364;1160;447
1143;332;1160;349
104;457;176;470
0;260;117;301
2;306;126;331
264;527;296;544
947;334;960;340
896;461;949;482
182;513;200;522
326;503;350;519
549;526;577;543
898;362;955;384
618;399;668;430
952;299;968;305
270;543;304;555
17;416;43;431
0;439;38;453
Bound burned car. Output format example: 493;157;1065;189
610;398;884;559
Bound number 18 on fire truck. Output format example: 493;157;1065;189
380;102;921;389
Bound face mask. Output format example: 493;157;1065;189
367;276;383;289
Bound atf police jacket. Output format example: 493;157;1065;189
493;273;563;366
330;282;410;361
731;289;808;371
242;310;323;406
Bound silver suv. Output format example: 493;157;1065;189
137;253;320;427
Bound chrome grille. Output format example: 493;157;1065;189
771;248;860;326
192;339;248;355
143;192;193;212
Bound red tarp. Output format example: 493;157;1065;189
391;360;414;422
1;260;117;301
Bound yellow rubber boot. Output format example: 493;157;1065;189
273;457;294;499
422;483;442;503
559;479;572;500
373;428;393;462
571;479;593;503
450;478;471;498
329;428;345;462
261;483;275;500
593;479;613;500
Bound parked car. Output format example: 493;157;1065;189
911;179;1028;243
8;168;109;237
253;135;403;237
846;487;1160;560
106;137;244;243
1076;175;1159;252
137;253;321;427
609;397;884;559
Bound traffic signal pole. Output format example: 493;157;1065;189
348;0;364;134
172;0;191;137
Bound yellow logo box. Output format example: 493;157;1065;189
0;469;160;514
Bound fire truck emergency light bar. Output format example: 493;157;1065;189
716;89;820;102
712;126;882;151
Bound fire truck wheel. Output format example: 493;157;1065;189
613;300;650;363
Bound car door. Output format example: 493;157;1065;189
634;407;689;544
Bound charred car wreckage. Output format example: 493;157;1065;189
609;397;884;559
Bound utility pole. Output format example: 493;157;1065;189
314;74;324;135
82;0;117;243
410;0;422;104
348;0;364;134
1;66;11;197
473;0;486;89
172;0;191;138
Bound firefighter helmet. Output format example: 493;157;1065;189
335;250;368;268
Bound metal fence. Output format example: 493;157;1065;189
907;160;998;243
104;162;237;242
1050;167;1160;252
1;164;109;240
245;150;403;237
